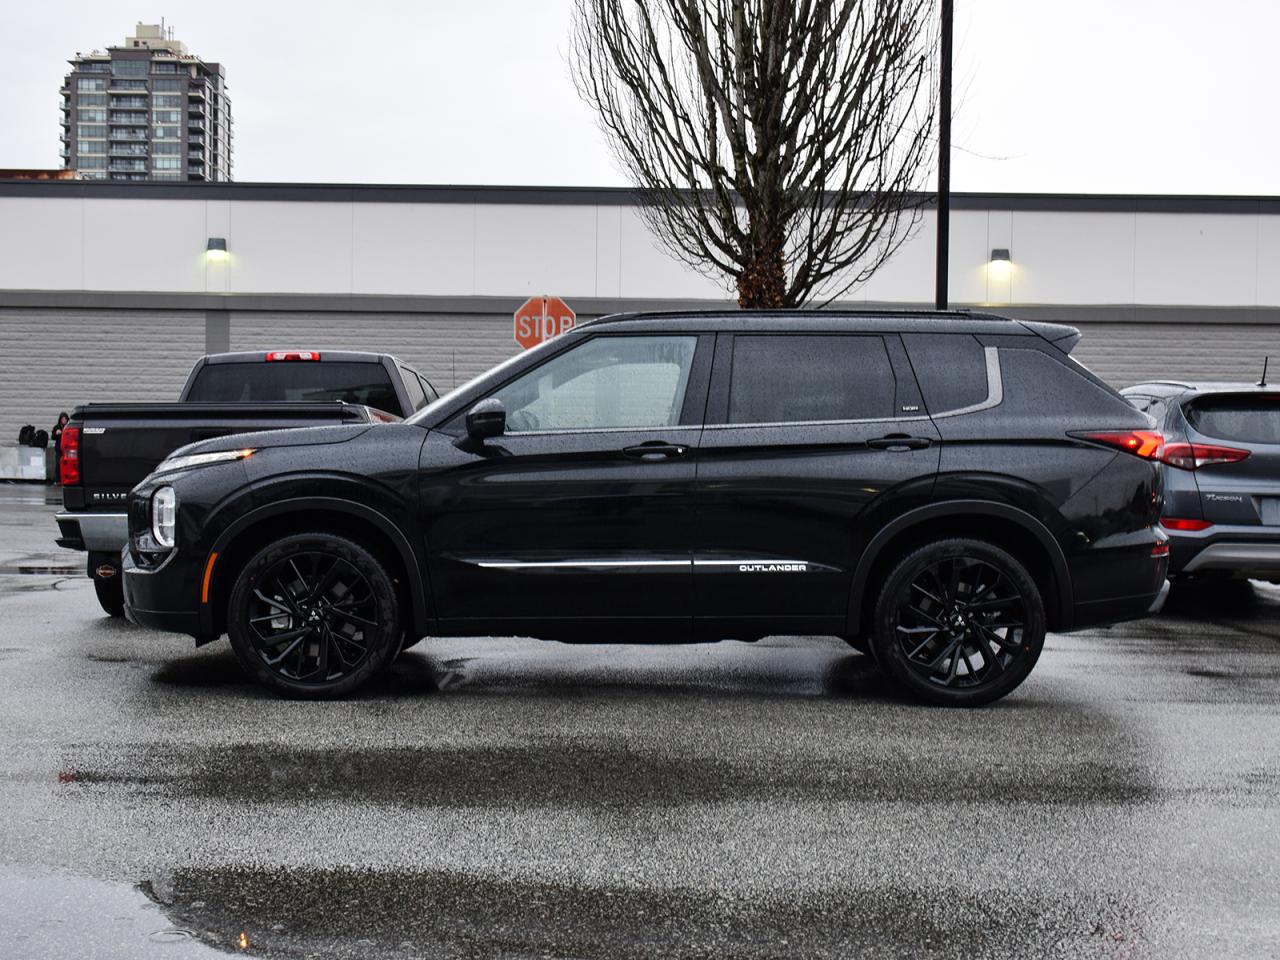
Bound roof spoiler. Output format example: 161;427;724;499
1018;320;1081;355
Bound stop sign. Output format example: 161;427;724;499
514;295;576;350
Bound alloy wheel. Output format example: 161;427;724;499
246;551;379;683
893;556;1029;690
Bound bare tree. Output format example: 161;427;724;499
571;0;937;308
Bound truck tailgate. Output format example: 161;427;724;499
65;402;372;509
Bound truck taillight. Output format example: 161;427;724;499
265;351;320;361
1160;442;1250;470
60;426;81;486
1070;430;1165;460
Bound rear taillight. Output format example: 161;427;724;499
1160;442;1250;471
1151;540;1171;558
265;350;320;361
1071;430;1165;459
1161;517;1213;532
59;426;81;485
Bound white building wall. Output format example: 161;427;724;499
4;192;1280;308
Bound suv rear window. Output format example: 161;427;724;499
187;361;400;414
1185;394;1280;444
727;335;895;423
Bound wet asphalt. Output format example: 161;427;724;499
0;486;1278;959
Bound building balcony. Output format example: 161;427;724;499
108;97;149;109
108;113;148;125
109;147;149;157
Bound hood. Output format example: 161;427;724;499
167;424;374;461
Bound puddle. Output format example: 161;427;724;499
0;866;223;959
131;864;1156;960
0;564;82;576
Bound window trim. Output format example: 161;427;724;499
929;347;1003;419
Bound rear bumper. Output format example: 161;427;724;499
1169;526;1280;578
54;511;127;552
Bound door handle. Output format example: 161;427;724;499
867;434;933;452
622;442;688;461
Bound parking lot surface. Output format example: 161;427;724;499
1;487;1278;959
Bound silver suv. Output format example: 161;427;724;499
1124;381;1280;582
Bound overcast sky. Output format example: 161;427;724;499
1;0;1277;193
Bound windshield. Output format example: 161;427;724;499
187;362;400;413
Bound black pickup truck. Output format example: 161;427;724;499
56;350;438;615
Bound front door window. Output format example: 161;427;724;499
493;335;698;433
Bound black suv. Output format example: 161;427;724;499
1123;380;1280;582
123;311;1169;706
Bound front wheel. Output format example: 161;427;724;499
227;533;402;699
870;539;1046;707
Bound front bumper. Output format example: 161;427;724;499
121;546;205;638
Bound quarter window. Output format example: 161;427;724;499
727;335;895;424
494;336;697;433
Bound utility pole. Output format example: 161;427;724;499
935;0;954;310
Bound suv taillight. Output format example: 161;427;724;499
1160;442;1250;470
1071;430;1165;460
60;425;81;485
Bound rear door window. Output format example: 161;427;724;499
726;335;896;424
186;361;400;414
1185;394;1280;444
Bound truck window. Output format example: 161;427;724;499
399;365;426;410
186;362;400;414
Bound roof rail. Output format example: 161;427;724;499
582;307;1017;327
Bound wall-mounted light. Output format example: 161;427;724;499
205;237;228;261
988;248;1011;275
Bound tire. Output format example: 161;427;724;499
227;533;402;699
94;577;125;618
870;539;1046;707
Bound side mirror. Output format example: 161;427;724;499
465;398;506;441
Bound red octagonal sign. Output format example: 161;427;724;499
514;295;576;350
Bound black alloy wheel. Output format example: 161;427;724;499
227;533;402;698
872;539;1045;706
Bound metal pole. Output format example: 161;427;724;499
935;0;953;310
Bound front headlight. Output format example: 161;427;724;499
157;448;255;474
152;486;177;548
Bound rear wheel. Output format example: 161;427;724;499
94;577;125;618
227;533;401;699
871;539;1045;707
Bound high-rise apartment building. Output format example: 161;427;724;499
60;23;232;182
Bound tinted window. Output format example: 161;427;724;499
399;365;426;409
727;335;895;424
494;336;697;433
186;362;400;413
1185;394;1280;444
901;334;988;413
